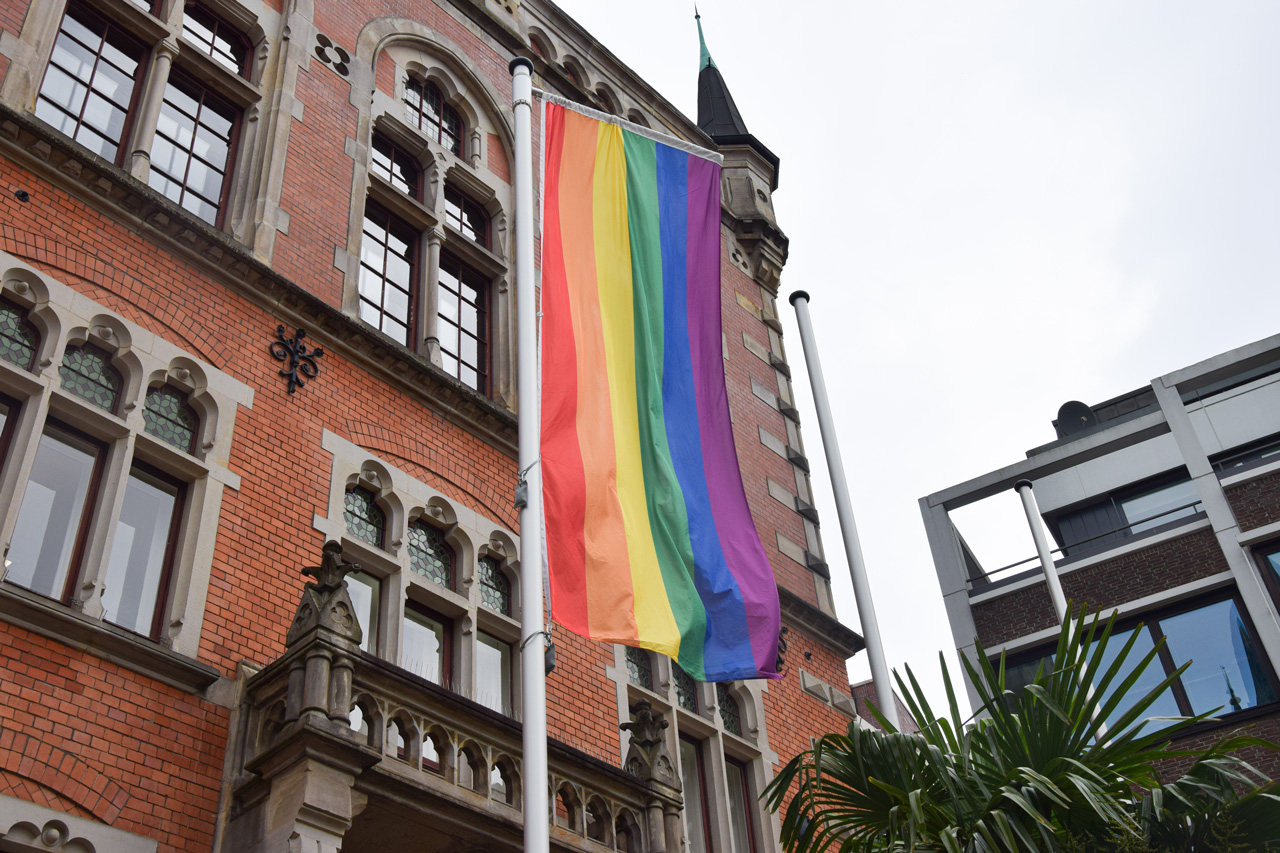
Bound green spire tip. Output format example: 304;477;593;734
696;8;716;71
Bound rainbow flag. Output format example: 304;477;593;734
539;99;781;681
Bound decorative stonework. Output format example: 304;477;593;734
620;700;677;789
287;541;363;647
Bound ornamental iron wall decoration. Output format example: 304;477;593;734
269;325;324;394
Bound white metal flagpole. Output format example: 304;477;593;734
789;290;900;730
509;56;549;853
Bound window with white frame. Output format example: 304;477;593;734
0;259;248;670
359;123;503;395
321;430;520;716
30;0;261;229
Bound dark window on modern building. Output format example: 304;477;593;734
1213;435;1280;477
1051;473;1204;558
404;78;462;156
994;595;1278;731
35;4;145;164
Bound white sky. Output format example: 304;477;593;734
551;0;1280;712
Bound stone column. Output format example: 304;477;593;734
421;229;443;365
128;42;178;182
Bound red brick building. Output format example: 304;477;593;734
922;334;1280;778
0;0;866;850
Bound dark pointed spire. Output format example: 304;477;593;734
696;10;749;138
694;10;781;189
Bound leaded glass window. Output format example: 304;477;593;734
408;521;452;588
344;486;385;548
674;664;698;712
143;386;198;452
478;556;510;615
0;302;38;370
625;646;653;691
717;684;742;736
404;79;463;156
59;344;121;412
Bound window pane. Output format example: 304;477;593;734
0;301;39;370
477;556;510;614
148;78;236;225
345;571;379;653
726;760;756;853
59;344;121;412
408;522;452;587
674;664;698;712
679;739;709;853
143;386;198;452
718;684;742;736
101;469;179;636
476;631;511;715
7;427;98;600
1121;479;1203;534
1161;599;1278;715
403;607;445;684
1094;625;1181;731
343;486;385;547
625;646;652;690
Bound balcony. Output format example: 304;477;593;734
222;543;681;853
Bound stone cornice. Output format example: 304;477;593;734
778;585;865;659
0;103;519;459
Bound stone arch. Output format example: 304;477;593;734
349;695;381;748
585;795;611;844
526;26;557;63
60;317;143;416
420;722;450;776
456;740;486;794
489;752;519;807
615;807;643;852
344;462;406;551
560;55;590;93
553;781;581;832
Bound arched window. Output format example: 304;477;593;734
404;78;463;156
674;664;698;712
143;385;199;453
408;520;453;588
344;486;385;548
625;646;653;691
717;683;742;736
0;301;39;370
59;344;122;413
477;555;510;615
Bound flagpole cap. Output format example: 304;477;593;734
509;56;534;75
1014;479;1034;491
788;290;811;306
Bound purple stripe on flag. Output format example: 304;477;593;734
686;155;781;677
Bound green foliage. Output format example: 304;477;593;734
763;606;1280;852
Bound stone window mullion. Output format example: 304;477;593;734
127;41;177;182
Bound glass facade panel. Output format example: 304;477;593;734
1161;599;1277;715
101;468;179;637
7;427;99;600
403;606;446;684
477;630;511;715
1121;479;1203;534
1093;626;1181;732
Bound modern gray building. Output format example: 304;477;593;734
921;332;1280;771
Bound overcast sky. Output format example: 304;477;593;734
551;0;1280;711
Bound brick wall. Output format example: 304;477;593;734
972;528;1228;647
1225;470;1280;531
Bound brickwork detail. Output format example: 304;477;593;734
1225;470;1280;531
973;529;1229;647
